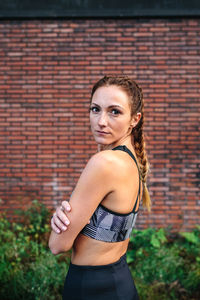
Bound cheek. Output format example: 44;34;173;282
114;118;130;131
89;115;95;129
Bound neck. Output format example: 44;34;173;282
97;135;133;152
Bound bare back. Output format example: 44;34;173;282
71;147;142;265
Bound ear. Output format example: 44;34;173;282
131;112;142;128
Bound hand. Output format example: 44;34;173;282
51;201;71;234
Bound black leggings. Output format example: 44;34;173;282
62;254;139;300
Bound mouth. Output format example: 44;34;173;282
96;130;110;135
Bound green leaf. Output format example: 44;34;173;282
157;228;167;243
150;235;161;248
180;232;199;245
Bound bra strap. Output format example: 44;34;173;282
112;145;141;213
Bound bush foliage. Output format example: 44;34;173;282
128;227;200;300
0;200;199;300
0;200;70;300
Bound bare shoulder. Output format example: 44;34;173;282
85;149;126;173
82;150;116;178
98;148;139;178
83;149;136;180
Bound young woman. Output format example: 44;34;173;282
49;75;151;300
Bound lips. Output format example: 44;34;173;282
96;130;110;135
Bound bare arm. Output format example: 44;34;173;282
51;200;91;234
48;151;114;255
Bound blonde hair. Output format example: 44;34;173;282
91;75;151;212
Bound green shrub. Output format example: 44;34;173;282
127;227;200;300
0;200;70;300
0;200;199;300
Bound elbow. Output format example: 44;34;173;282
49;241;60;255
49;245;61;256
49;240;72;255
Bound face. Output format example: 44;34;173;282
90;85;134;148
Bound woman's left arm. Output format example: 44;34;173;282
48;152;113;255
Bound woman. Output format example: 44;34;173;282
49;75;151;300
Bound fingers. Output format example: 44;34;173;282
54;210;68;231
51;201;71;234
61;200;71;212
56;205;70;227
51;214;61;234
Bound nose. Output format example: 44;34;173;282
98;112;107;127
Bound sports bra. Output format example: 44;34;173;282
80;145;141;243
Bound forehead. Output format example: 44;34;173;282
91;85;130;108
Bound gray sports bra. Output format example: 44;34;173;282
81;145;141;243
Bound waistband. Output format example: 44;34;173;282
69;253;127;271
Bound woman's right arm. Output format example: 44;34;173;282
51;200;91;234
48;151;114;255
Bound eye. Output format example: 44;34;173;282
111;109;121;115
90;106;100;113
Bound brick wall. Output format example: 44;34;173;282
0;18;199;230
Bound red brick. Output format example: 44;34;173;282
0;19;199;231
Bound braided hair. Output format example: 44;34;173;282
91;75;151;211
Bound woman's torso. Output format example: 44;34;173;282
71;145;142;266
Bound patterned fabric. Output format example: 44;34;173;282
81;145;141;243
81;204;138;242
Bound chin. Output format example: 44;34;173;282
93;137;110;146
95;140;110;146
93;133;119;147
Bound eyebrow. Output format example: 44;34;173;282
91;103;124;109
